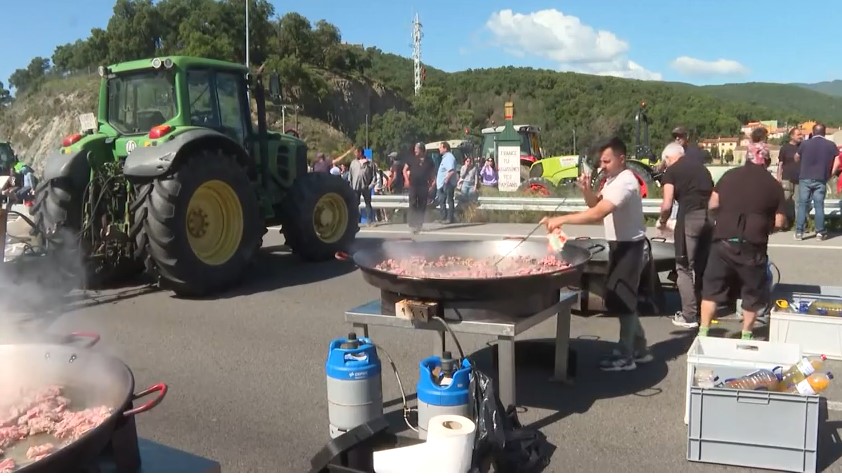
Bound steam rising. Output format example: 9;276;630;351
0;223;89;351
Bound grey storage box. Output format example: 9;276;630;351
687;384;824;473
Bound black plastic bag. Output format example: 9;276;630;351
469;368;552;473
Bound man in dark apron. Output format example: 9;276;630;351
656;143;714;329
542;137;651;371
698;155;785;340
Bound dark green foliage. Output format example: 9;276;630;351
5;1;842;160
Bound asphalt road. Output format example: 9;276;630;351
3;221;842;472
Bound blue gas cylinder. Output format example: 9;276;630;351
325;332;383;438
416;352;472;439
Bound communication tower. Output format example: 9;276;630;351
412;13;423;96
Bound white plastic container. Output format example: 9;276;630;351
684;336;802;424
770;310;842;360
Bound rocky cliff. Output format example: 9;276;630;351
0;72;407;173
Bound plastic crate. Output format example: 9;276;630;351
684;336;801;424
770;309;842;360
687;385;824;473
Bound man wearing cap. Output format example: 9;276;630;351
670;127;706;165
386;151;404;194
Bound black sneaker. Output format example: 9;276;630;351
672;312;699;329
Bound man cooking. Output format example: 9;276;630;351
541;137;652;371
656;142;713;330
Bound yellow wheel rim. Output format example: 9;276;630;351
185;180;243;266
313;192;349;244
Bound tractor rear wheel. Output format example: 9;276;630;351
281;173;359;261
31;178;86;289
140;150;263;297
591;162;659;199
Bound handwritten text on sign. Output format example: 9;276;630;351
497;146;521;192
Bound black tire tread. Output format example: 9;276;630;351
140;150;262;297
281;173;360;261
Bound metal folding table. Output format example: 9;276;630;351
344;290;579;409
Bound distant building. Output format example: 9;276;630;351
699;137;739;155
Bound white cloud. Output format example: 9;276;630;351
670;56;749;77
485;9;661;81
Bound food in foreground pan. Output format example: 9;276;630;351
374;254;571;278
0;385;113;471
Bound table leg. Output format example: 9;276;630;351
551;305;573;384
354;323;369;338
497;336;516;409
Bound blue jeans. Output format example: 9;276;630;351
438;184;456;222
796;179;827;234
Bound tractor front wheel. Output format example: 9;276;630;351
281;173;360;261
140;150;263;297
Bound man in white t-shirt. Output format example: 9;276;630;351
541;137;651;371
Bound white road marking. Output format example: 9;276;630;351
266;225;842;250
828;400;842;412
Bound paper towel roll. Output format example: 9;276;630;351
372;414;476;473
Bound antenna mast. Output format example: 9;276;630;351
412;13;423;96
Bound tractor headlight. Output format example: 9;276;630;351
163;58;174;69
151;58;163;69
97;66;106;77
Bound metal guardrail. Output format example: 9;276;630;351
367;194;841;216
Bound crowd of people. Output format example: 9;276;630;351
308;142;501;231
540;124;841;372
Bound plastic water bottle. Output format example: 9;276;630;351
789;372;834;396
779;355;827;390
721;368;781;391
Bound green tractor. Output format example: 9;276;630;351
32;56;359;297
479;124;544;181
520;101;661;198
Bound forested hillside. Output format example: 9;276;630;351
1;0;842;165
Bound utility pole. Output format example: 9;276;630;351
572;127;577;154
245;0;250;68
412;13;423;96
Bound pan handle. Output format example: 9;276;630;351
67;331;100;349
123;383;168;418
586;244;606;258
334;251;351;261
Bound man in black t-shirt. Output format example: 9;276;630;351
403;142;436;233
777;127;802;228
657;143;713;329
386;152;404;194
698;161;785;340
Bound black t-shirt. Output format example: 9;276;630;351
712;163;785;245
389;161;405;190
684;143;706;164
797;136;837;182
661;156;713;214
406;156;435;188
778;142;799;182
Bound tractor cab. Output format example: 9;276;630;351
480;124;544;180
425;139;478;170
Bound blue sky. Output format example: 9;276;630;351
2;0;840;90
